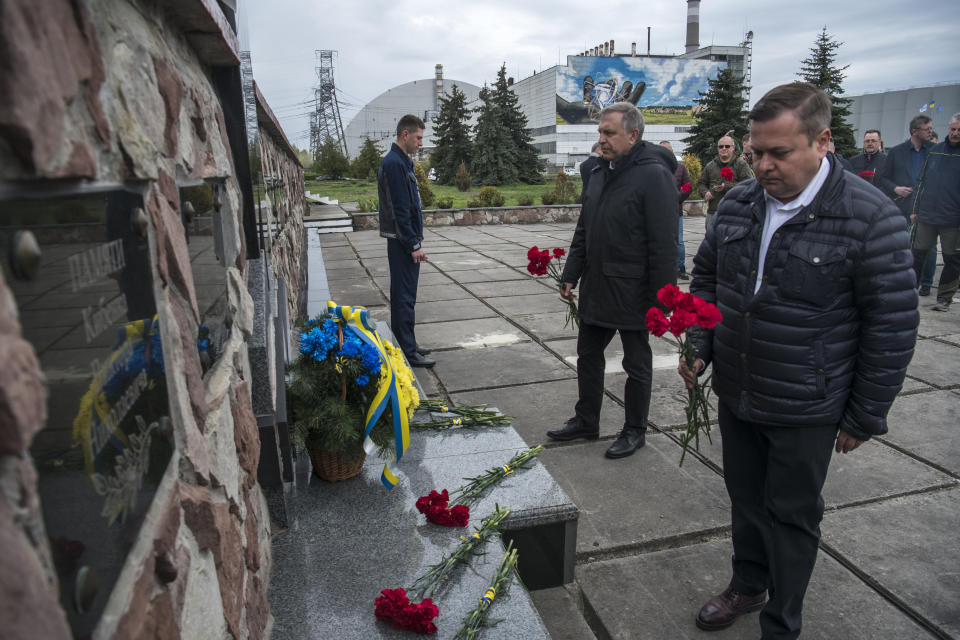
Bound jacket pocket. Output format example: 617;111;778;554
602;261;647;279
780;239;847;306
717;225;750;287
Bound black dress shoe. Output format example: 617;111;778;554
919;285;931;296
416;347;432;356
696;585;766;630
604;427;645;458
678;270;690;281
407;352;436;368
546;417;599;441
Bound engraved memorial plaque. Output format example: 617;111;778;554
2;190;174;636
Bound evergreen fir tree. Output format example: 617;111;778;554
683;67;750;166
349;138;383;180
798;27;857;158
431;84;474;185
471;86;518;185
315;137;350;179
490;64;545;184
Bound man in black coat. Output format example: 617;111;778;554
878;115;937;294
680;83;918;640
847;129;887;186
546;102;677;459
579;142;601;197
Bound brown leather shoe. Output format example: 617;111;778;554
695;585;766;631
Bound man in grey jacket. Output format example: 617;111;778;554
680;83;918;640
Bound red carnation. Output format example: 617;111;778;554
720;167;734;181
375;588;439;634
553;247;566;259
696;302;723;329
669;309;699;337
645;307;670;337
656;283;684;310
857;170;875;179
416;489;470;527
680;182;691;193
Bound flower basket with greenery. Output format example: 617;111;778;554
288;312;418;481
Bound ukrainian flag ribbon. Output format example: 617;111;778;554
327;301;411;489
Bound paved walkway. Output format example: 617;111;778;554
309;221;960;640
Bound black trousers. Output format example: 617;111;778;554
574;322;652;430
387;238;420;356
719;401;838;640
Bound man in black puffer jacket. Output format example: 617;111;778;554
680;83;918;640
546;102;677;459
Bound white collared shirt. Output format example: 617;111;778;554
754;156;832;293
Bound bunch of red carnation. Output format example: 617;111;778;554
680;182;692;194
526;246;564;276
645;284;722;337
720;166;734;182
375;588;439;634
857;170;875;179
415;489;470;527
645;284;722;466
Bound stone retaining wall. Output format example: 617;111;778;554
351;200;706;230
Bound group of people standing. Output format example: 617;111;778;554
375;82;952;639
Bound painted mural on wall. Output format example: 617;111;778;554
556;56;725;125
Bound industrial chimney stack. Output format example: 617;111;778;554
685;0;700;53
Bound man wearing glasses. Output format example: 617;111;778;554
698;133;754;229
877;115;937;295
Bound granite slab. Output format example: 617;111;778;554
905;338;960;389
445;267;529;283
415;298;500;323
415;283;474;303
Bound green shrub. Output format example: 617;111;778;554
477;186;505;207
436;196;454;209
541;191;557;205
517;196;534;206
454;162;472;192
682;154;703;199
467;199;481;208
414;163;435;208
551;171;580;204
357;196;378;213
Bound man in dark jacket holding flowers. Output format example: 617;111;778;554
546;102;677;459
679;82;918;640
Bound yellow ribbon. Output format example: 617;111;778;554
327;301;411;489
481;587;497;605
500;464;514;475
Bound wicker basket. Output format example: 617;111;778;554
308;447;366;482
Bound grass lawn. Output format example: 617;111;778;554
304;177;582;209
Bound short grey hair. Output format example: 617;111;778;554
951;112;960;123
599;102;644;138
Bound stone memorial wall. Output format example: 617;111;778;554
0;1;303;637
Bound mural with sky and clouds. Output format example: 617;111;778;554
556;56;725;124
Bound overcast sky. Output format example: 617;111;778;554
245;0;956;149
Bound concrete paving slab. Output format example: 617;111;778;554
541;434;730;554
528;586;597;640
476;249;530;267
323;264;368;279
445;267;528;283
463;279;553;299
414;283;473;302
416;317;530;351
917;311;960;338
936;334;960;347
427;252;503;271
821;487;960;638
486;292;571;316
452;378;626;444
577;537;933;640
601;369;717;431
326;279;384;308
318;246;357;260
899;375;935;394
693;429;956;508
510;312;580;341
906;338;960;389
882;389;960;474
434;342;577;393
415;298;499;323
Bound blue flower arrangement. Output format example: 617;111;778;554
288;315;391;461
